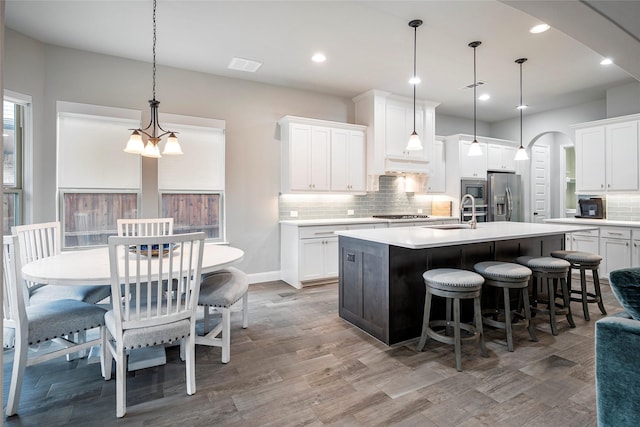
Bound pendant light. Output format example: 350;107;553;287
124;0;183;158
514;58;529;161
467;41;483;156
405;19;423;152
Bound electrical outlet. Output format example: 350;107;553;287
417;209;423;214
290;210;298;217
347;209;354;216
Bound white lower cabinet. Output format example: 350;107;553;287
569;229;600;254
599;227;632;278
280;222;388;289
633;236;640;267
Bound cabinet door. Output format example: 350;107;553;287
571;234;599;255
606;121;639;191
601;238;631;277
633;239;640;268
487;144;503;171
289;124;312;190
310;126;331;190
385;103;426;159
501;146;517;172
300;239;326;281
575;126;606;192
427;138;445;192
331;129;365;192
324;237;339;277
460;140;487;178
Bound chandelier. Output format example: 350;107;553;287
124;0;182;158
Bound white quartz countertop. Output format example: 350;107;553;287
545;218;640;228
336;221;598;249
279;216;457;226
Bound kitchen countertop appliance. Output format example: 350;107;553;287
487;171;522;222
576;197;605;219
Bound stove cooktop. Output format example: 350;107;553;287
372;214;430;220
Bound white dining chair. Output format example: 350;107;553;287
196;267;249;364
103;232;205;417
2;235;108;417
12;221;111;305
116;217;174;237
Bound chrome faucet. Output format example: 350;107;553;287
460;194;477;229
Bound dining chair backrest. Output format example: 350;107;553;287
2;235;27;337
11;221;62;292
117;218;174;237
107;232;204;335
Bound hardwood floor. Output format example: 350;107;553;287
3;279;623;426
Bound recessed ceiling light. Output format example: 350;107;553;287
408;76;421;85
478;94;490;101
312;53;326;63
530;23;550;34
516;104;528;110
600;58;613;65
228;57;262;73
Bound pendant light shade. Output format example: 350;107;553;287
515;57;529;161
125;0;183;158
468;41;482;156
405;19;423;152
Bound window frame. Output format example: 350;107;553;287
159;190;226;243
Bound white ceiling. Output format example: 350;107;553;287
4;0;639;123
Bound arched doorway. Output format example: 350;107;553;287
520;131;574;222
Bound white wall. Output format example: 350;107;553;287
436;113;490;138
607;81;640;118
4;29;354;276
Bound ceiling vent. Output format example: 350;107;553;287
228;57;262;73
460;81;486;90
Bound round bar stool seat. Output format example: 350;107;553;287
516;256;575;335
473;261;537;351
550;250;606;321
416;268;488;371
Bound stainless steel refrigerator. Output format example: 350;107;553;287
487;171;522;222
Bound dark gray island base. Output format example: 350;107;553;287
338;233;565;345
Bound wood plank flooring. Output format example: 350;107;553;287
3;278;623;426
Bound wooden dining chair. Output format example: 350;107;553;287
2;235;108;417
12;221;111;305
116;217;174;237
103;232;205;417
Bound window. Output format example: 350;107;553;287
56;103;226;246
57;101;142;247
3;92;30;235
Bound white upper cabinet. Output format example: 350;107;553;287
459;140;488;178
426;137;446;193
573;115;639;193
331;128;366;192
280;116;366;194
353;90;440;189
487;143;516;172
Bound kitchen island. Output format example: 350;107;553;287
336;221;597;345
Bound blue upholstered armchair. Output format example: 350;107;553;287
596;268;640;426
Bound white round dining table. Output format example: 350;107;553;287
21;243;244;286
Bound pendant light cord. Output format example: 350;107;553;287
519;61;523;147
152;0;157;101
412;23;417;133
473;45;477;142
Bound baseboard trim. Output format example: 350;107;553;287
247;270;281;284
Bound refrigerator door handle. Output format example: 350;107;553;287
506;186;513;221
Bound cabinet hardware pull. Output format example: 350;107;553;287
314;231;335;235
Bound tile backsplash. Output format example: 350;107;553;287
606;195;640;221
279;175;454;220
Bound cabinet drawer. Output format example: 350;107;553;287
600;227;631;239
573;229;599;238
299;225;343;239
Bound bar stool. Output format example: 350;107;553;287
550;250;607;321
516;256;575;335
473;261;537;351
416;268;488;371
